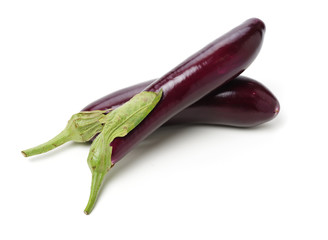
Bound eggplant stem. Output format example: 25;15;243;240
21;110;107;157
84;172;105;215
21;130;71;157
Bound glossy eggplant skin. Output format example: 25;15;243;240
168;76;279;127
83;76;279;128
104;18;265;164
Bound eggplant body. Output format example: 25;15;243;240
89;18;266;164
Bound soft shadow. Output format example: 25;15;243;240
100;119;282;194
238;116;284;132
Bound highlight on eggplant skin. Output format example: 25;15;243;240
82;76;280;128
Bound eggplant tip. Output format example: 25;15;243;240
275;106;280;114
274;101;280;116
248;18;266;32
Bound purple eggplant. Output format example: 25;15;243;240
83;18;266;214
83;76;279;128
108;18;265;163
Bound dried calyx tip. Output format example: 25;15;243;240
21;151;27;157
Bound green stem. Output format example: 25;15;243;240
22;130;71;157
21;110;107;158
84;172;105;215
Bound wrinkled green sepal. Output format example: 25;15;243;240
84;90;163;214
21;110;108;157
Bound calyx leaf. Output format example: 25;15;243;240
21;110;108;157
84;90;163;214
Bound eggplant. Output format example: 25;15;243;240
83;76;279;128
84;18;266;214
107;18;265;163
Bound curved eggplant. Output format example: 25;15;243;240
109;18;266;165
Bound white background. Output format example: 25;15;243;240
1;0;327;239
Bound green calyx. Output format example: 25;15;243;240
21;110;108;157
84;90;163;215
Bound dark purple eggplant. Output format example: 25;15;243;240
109;18;265;163
83;76;279;128
83;18;266;214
